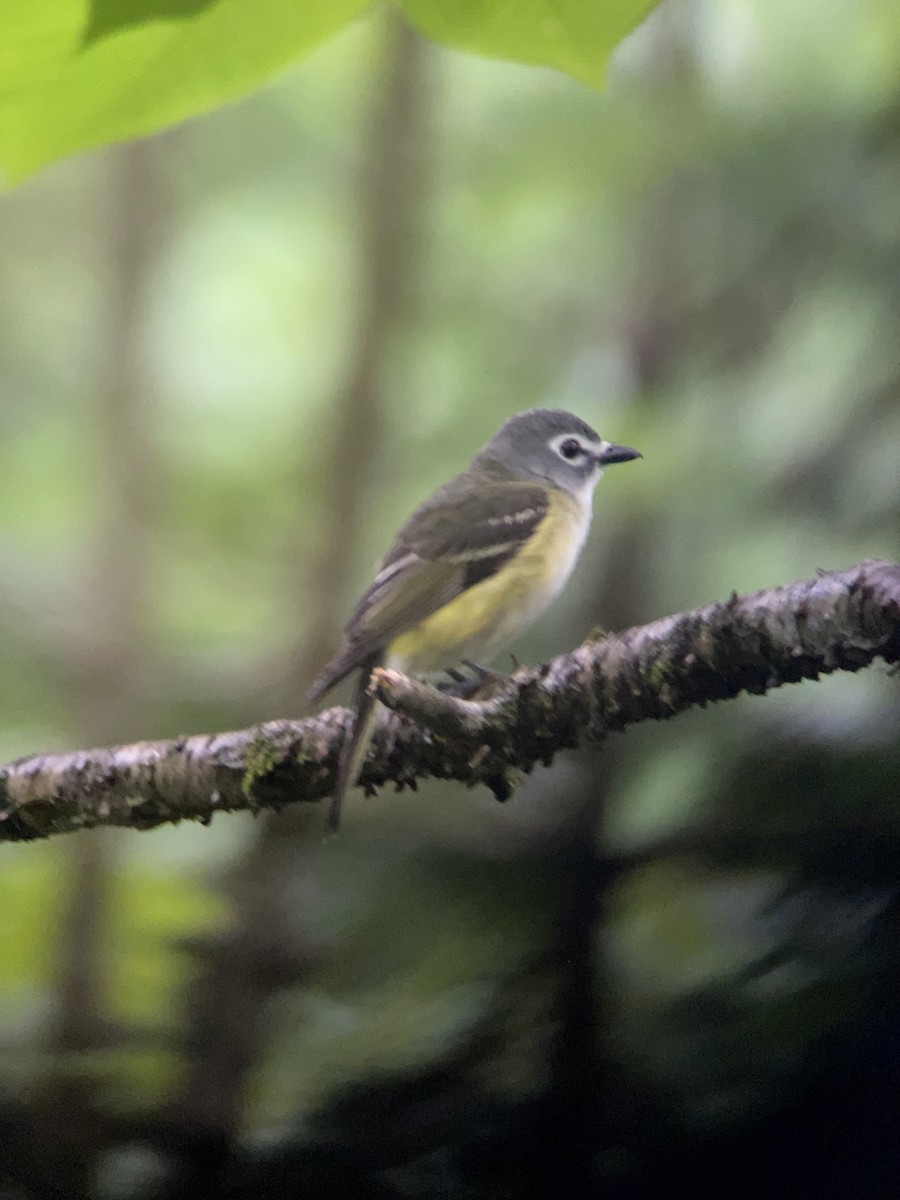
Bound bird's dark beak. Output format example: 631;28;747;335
595;443;641;466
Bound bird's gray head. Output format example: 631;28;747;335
472;408;641;497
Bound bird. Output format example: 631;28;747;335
307;408;641;831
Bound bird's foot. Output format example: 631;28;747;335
436;659;510;699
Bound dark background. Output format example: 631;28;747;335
0;3;899;1196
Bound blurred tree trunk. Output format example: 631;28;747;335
31;138;166;1198
170;10;431;1180
529;14;702;1196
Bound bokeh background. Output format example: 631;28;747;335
1;1;899;1196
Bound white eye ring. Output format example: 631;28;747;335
549;433;591;462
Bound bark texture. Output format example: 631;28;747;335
2;560;898;843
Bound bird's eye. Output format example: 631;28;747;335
558;438;584;460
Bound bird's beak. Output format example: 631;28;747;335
595;442;642;466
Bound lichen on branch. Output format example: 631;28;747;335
1;560;897;843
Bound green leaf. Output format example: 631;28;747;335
397;0;659;86
0;0;371;185
0;0;661;185
84;1;217;44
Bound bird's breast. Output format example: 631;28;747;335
388;488;591;673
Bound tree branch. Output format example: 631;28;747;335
2;560;898;843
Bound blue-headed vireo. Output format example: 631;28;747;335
308;408;641;830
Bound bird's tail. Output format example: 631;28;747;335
327;654;382;833
306;645;357;705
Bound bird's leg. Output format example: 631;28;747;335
436;660;511;698
436;666;468;694
459;658;495;680
457;659;511;698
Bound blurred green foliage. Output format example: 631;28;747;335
0;0;899;1194
0;0;658;183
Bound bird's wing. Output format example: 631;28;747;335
306;478;549;701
